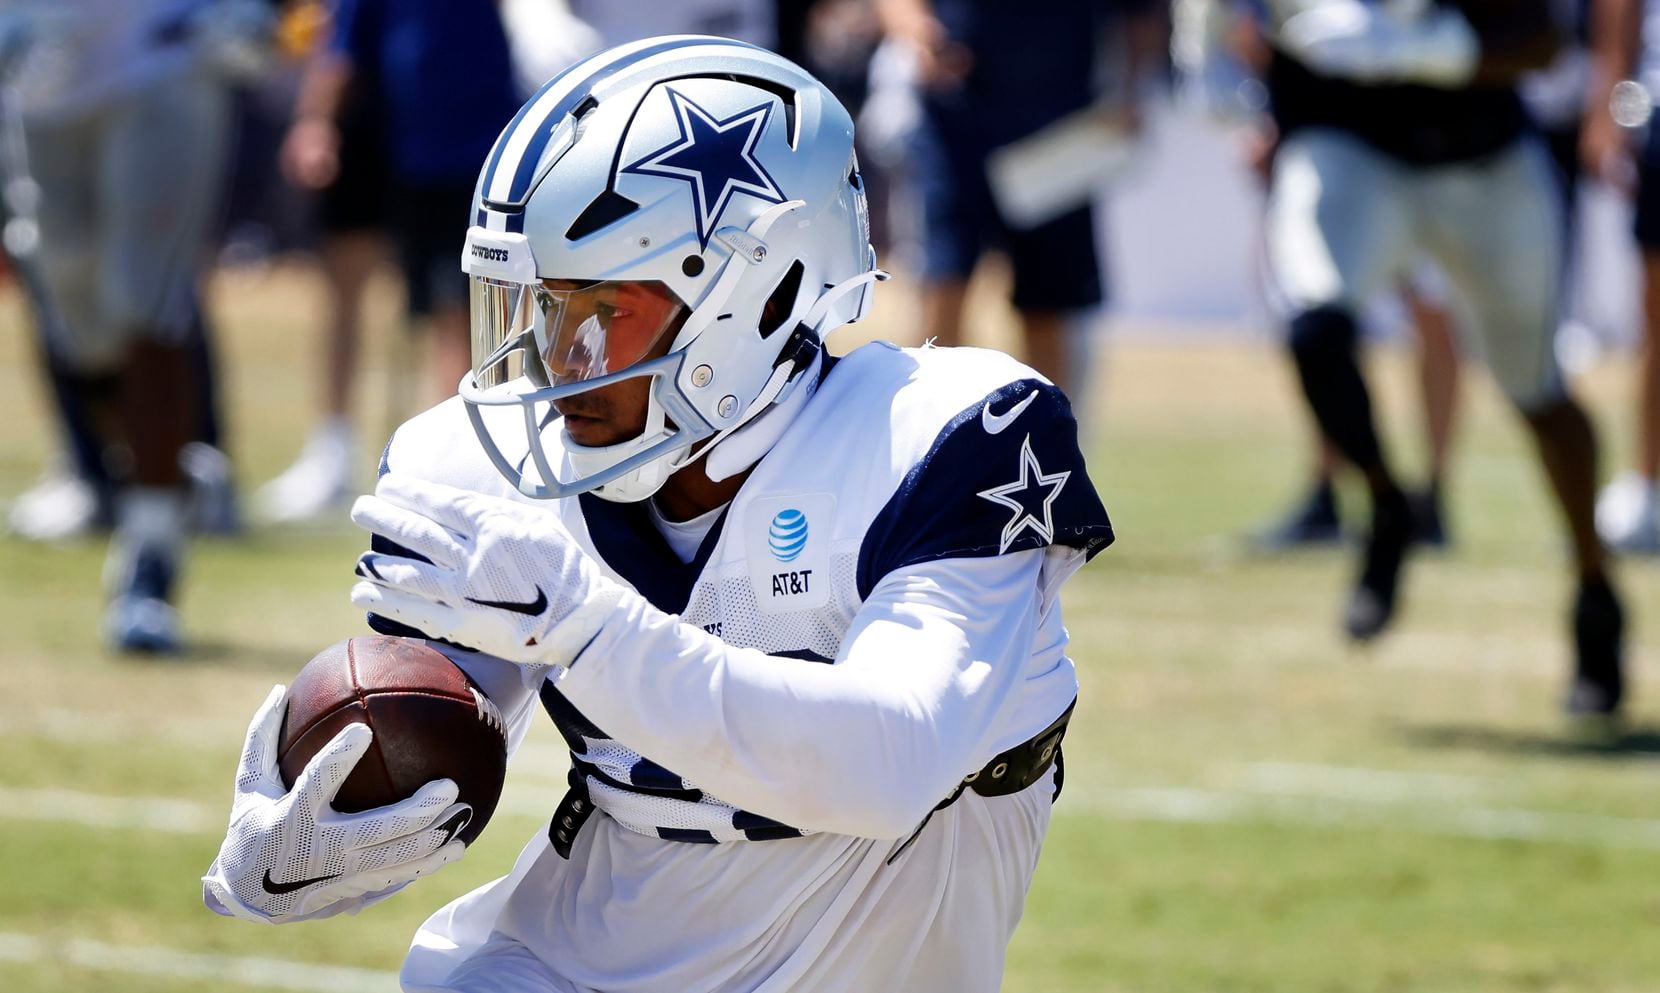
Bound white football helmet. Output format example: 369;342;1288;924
460;36;882;503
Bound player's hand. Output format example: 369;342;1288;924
1239;120;1279;185
281;117;340;190
884;9;972;90
349;474;631;669
1277;0;1477;88
201;685;468;924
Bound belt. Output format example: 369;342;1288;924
549;699;1074;861
886;699;1073;864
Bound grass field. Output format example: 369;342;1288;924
1;265;1657;993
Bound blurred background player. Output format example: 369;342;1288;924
1582;0;1660;553
254;0;390;525
1;3;244;546
1260;0;1627;713
1182;0;1463;552
1237;0;1592;553
874;0;1165;399
4;0;271;652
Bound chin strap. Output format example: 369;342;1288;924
704;349;822;482
701;267;889;482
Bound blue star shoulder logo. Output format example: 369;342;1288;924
622;89;786;248
977;434;1072;554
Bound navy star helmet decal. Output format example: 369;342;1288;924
976;433;1072;554
622;89;787;249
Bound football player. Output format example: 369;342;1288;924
203;38;1112;993
1258;0;1627;713
9;0;269;651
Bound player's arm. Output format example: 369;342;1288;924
279;0;373;190
559;550;1062;839
574;555;1064;840
1580;0;1643;187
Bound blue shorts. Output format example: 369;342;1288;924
393;183;473;318
910;119;1104;314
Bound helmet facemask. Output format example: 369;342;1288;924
461;270;717;502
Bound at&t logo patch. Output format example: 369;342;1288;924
747;493;835;613
768;509;808;562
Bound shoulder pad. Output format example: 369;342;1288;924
855;368;1112;597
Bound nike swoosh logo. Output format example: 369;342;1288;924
465;586;548;616
434;807;473;847
261;867;340;896
981;392;1038;435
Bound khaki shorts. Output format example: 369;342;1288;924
1266;127;1566;410
24;71;230;371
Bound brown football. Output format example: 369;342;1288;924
277;635;507;845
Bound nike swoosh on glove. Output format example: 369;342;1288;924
349;473;630;669
202;685;467;924
1277;0;1478;88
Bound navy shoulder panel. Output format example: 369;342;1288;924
856;378;1112;598
577;493;729;615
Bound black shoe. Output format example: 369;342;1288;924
1345;489;1415;642
1252;483;1343;552
1409;487;1449;549
1566;577;1625;716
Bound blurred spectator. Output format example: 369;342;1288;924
1582;0;1660;553
2;4;244;546
255;0;391;525
278;0;521;424
495;0;779;99
874;0;1163;398
1179;1;1453;553
797;0;900;254
2;0;271;653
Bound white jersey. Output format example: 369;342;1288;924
371;343;1113;993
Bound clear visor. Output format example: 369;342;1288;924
470;277;688;391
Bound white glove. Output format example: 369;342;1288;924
202;685;468;924
349;473;630;669
1277;0;1479;88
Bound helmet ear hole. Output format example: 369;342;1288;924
759;260;805;339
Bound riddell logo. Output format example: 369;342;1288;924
470;245;509;262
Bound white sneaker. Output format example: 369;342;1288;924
7;466;101;542
1596;472;1660;555
253;422;356;525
